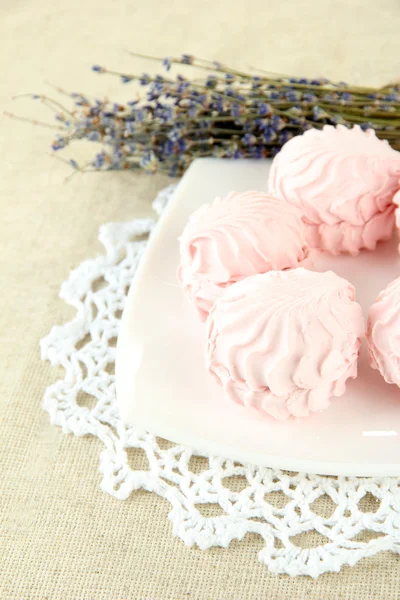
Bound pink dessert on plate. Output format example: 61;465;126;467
178;190;309;321
367;276;400;386
269;125;400;255
206;268;365;420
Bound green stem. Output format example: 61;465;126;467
4;110;66;131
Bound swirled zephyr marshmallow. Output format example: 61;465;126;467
206;268;365;420
367;276;400;386
268;125;400;255
177;191;309;321
392;190;400;252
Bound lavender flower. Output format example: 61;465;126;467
52;136;67;151
242;133;257;146
18;53;399;178
162;57;171;71
181;54;193;65
258;103;271;117
139;73;151;86
231;104;241;118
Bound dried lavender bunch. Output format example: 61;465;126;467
11;53;400;177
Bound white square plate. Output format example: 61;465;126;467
116;158;400;476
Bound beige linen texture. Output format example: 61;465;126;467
2;1;400;598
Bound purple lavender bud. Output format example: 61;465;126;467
303;93;316;103
231;104;241;118
341;92;352;101
139;73;151;86
162;57;171;71
163;106;175;122
360;123;373;131
51;136;66;151
177;82;190;94
263;127;277;143
163;140;174;155
278;130;292;144
134;109;145;122
92;65;104;73
251;79;262;90
153;82;164;94
384;93;399;101
188;104;199;118
258;103;271;116
90;105;101;116
125;121;135;134
87;131;101;142
242;133;257;145
121;75;132;84
286;91;300;102
198;93;207;106
233;149;244;159
271;115;285;131
168;129;181;142
93;152;106;168
69;159;78;169
206;76;217;89
310;80;321;86
178;138;187;153
181;54;193;65
212;99;224;112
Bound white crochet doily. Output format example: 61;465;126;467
41;184;400;578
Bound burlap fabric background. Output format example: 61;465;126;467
2;1;400;598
